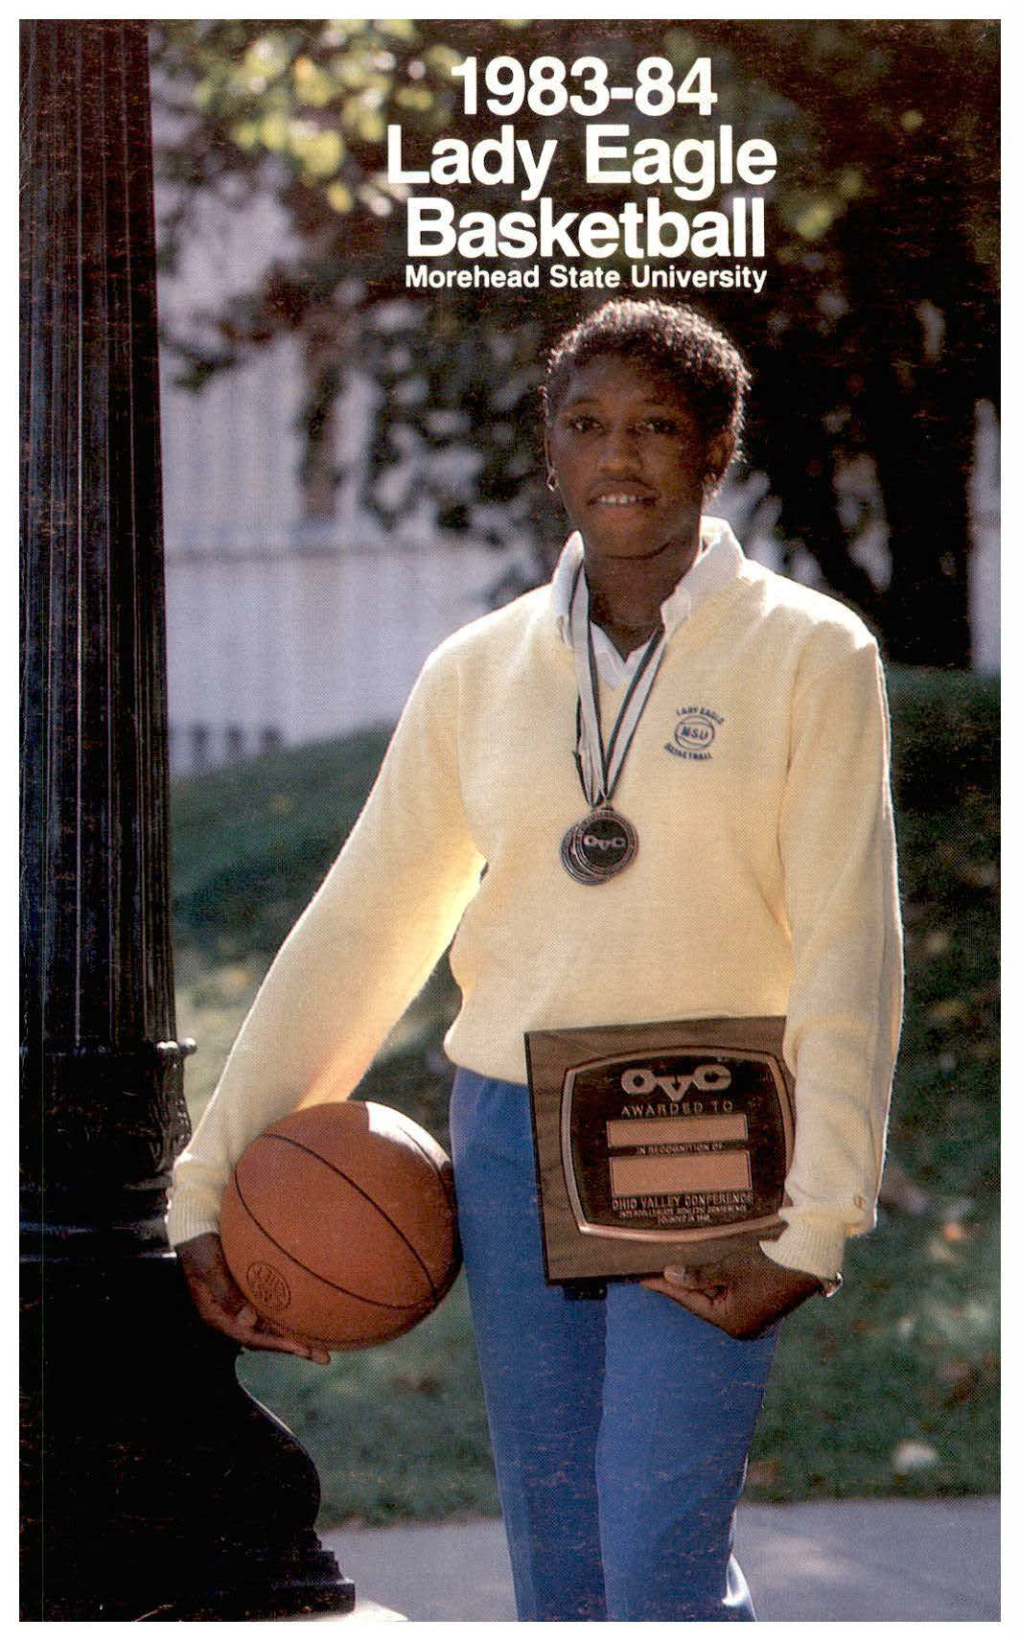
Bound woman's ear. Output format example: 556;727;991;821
704;430;736;493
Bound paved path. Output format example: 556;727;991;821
322;1498;1000;1622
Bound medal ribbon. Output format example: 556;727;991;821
569;564;668;809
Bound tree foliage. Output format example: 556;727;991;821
150;19;998;663
693;20;998;664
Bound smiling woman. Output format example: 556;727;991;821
169;297;902;1623
543;301;745;656
545;364;724;653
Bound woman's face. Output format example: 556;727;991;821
544;354;732;565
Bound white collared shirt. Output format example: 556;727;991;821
551;515;745;688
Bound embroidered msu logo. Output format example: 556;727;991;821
247;1261;292;1312
666;706;724;761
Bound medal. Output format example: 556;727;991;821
560;564;668;886
560;805;638;885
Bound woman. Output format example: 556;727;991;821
172;299;902;1622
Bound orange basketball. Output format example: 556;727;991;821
219;1101;461;1350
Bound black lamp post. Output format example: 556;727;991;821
20;21;354;1620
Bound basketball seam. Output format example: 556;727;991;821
390;1123;457;1214
397;1129;461;1301
232;1170;429;1313
264;1131;443;1302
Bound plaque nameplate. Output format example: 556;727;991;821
525;1016;795;1286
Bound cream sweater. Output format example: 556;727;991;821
168;529;903;1282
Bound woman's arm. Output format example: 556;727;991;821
167;646;485;1250
767;627;903;1283
644;623;902;1337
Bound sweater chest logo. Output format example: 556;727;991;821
666;707;724;761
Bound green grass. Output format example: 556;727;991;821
171;667;999;1523
236;1280;500;1525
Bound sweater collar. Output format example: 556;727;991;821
550;515;745;650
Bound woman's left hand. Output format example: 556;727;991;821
641;1246;823;1339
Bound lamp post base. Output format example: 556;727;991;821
21;1248;355;1623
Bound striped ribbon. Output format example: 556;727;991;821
569;564;668;809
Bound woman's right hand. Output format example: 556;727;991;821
176;1231;331;1365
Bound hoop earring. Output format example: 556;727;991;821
546;470;558;493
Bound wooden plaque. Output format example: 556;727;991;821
525;1016;795;1286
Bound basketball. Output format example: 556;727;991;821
219;1101;461;1350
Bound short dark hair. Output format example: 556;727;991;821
542;299;750;480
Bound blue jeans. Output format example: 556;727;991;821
450;1068;779;1622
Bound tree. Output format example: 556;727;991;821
149;18;998;663
693;19;998;665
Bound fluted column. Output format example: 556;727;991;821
20;22;354;1619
